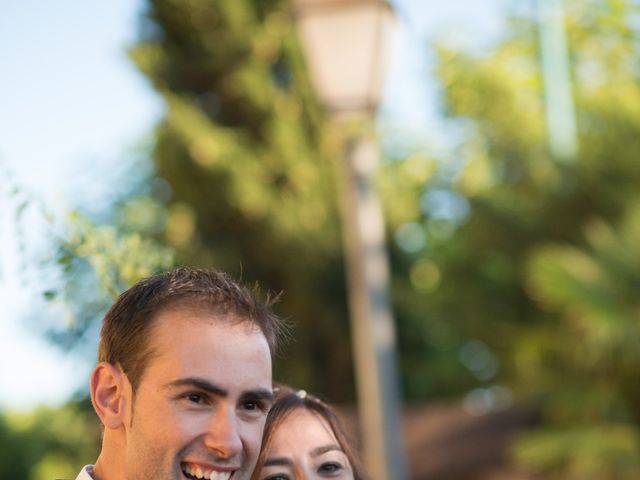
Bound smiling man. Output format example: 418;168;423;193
76;267;284;480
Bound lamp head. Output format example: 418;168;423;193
293;0;397;118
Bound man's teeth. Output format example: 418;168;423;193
183;464;231;480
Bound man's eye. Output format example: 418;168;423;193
242;400;265;411
186;393;204;404
241;396;271;413
264;475;289;480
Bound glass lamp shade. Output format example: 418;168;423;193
293;0;396;116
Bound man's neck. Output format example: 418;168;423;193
93;456;113;480
93;444;126;480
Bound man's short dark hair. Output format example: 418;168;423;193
98;266;284;392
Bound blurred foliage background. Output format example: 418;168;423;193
2;0;640;478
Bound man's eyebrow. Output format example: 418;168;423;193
164;377;228;396
163;378;274;403
311;444;344;457
263;457;293;467
241;388;274;403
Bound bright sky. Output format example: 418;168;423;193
0;0;507;411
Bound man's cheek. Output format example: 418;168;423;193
150;408;195;443
245;423;265;454
172;413;204;440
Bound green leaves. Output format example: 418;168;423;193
60;212;174;299
419;1;640;475
0;399;101;480
36;208;174;350
525;206;640;368
516;424;640;480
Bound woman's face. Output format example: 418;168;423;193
256;408;355;480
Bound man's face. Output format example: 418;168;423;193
123;308;273;480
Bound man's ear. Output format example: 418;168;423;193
90;362;130;430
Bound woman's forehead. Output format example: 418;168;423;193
269;408;341;453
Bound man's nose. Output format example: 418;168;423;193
203;407;243;459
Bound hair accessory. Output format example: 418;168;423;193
296;389;307;399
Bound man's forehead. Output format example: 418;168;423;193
149;304;263;337
136;317;272;400
145;308;270;367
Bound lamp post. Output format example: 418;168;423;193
292;2;408;480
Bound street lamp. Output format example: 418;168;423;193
292;1;408;480
293;0;396;116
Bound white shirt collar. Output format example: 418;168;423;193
75;465;95;480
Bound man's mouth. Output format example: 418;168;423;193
181;462;234;480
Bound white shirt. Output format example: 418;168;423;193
75;465;95;480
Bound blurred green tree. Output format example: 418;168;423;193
0;398;100;480
387;0;640;476
2;163;175;354
128;0;362;400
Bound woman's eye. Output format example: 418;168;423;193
318;462;342;474
264;475;289;480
